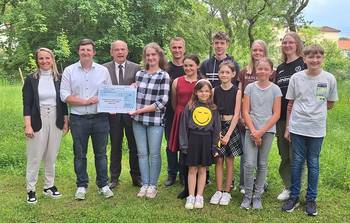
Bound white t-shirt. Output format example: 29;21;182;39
244;82;282;133
286;70;338;137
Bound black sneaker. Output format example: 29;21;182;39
305;200;318;216
43;186;62;198
282;197;299;212
27;191;37;204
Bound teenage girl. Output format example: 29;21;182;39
168;55;201;199
240;57;282;210
275;32;306;201
210;61;242;206
179;79;220;209
238;39;272;194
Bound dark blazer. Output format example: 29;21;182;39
103;60;141;85
22;73;68;132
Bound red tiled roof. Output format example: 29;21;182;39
320;26;341;32
338;39;350;51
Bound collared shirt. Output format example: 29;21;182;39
60;61;112;115
132;69;170;126
114;61;126;84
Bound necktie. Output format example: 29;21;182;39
118;64;123;84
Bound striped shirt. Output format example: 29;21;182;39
132;69;170;126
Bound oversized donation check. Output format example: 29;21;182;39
97;85;137;113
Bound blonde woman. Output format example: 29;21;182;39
22;47;68;204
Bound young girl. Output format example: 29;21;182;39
275;32;306;201
238;40;272;194
210;61;242;206
179;79;220;209
240;57;282;209
168;55;202;199
129;42;170;199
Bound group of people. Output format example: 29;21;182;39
22;31;338;217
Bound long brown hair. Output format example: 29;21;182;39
142;42;167;71
183;54;203;80
188;79;216;111
33;47;60;81
281;32;304;62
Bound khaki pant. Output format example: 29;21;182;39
26;106;62;192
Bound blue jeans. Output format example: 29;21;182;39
70;114;109;188
133;121;163;186
290;133;324;201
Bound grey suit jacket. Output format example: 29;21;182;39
103;60;141;85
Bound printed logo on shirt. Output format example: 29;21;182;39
192;106;212;126
206;73;219;81
295;66;302;73
316;82;328;101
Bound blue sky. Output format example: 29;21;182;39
303;0;350;37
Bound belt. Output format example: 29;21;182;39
70;113;107;119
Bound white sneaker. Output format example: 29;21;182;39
277;189;290;201
194;195;204;209
146;185;157;198
75;187;87;200
137;185;148;197
240;188;245;194
219;192;231;205
209;191;222;204
99;185;114;198
185;195;195;209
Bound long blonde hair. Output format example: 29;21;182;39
247;39;268;74
33;47;60;81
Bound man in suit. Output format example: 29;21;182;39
103;40;141;188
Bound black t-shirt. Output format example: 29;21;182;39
275;57;306;121
167;61;184;81
213;85;238;116
164;61;185;136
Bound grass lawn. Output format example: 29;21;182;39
0;81;349;223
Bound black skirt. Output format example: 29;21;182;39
186;130;213;166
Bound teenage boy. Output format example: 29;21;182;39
200;31;240;88
200;31;240;185
282;44;338;216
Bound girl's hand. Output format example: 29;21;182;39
239;117;245;126
63;123;69;136
284;128;290;142
254;129;264;139
220;134;230;146
254;137;262;146
24;126;34;138
130;82;137;88
128;109;139;116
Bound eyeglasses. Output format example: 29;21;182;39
282;41;296;45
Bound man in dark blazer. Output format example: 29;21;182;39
103;40;141;188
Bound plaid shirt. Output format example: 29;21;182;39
133;69;170;126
